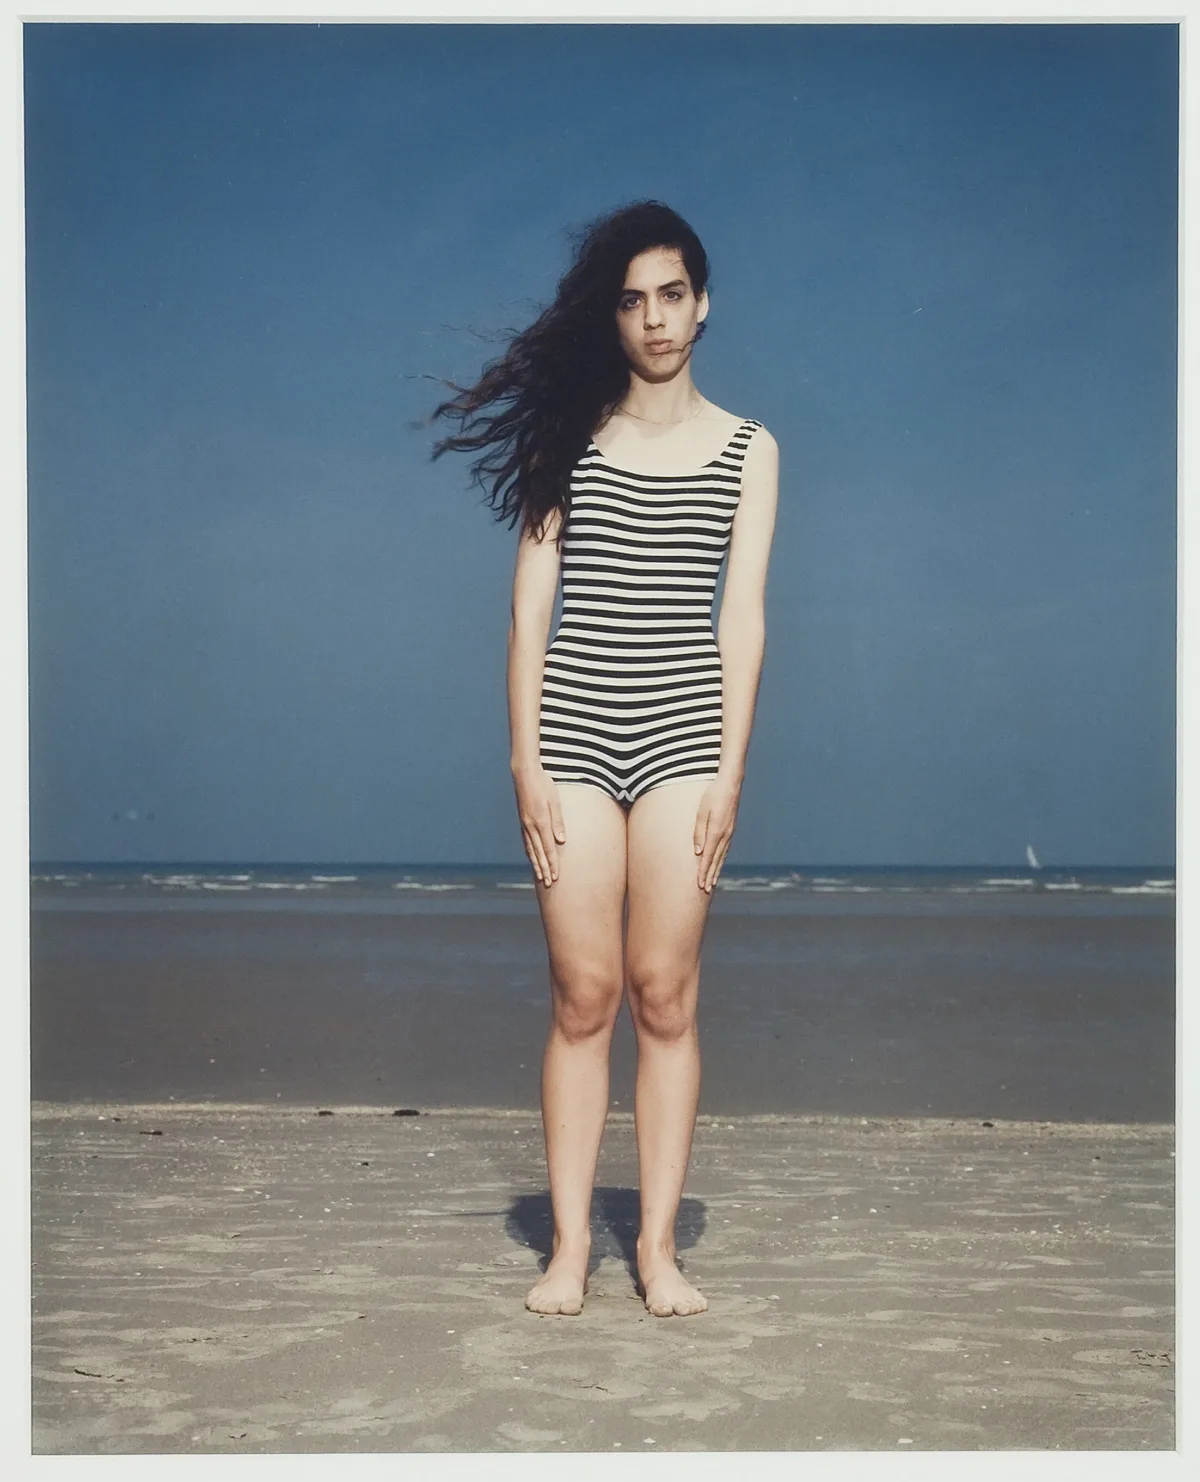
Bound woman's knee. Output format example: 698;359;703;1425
626;962;699;1042
550;966;623;1044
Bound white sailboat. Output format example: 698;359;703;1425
1026;844;1040;869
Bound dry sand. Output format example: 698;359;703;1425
31;1103;1174;1454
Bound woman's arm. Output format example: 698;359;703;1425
694;427;780;892
508;507;567;882
716;427;780;783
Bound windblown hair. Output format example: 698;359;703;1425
429;200;710;546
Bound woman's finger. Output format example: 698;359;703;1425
706;834;732;892
534;828;554;885
550;794;566;846
538;806;560;882
523;824;549;884
521;823;545;877
704;826;734;892
699;832;722;890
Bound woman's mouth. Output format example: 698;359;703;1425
646;340;674;354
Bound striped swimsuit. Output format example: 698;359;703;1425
539;417;765;806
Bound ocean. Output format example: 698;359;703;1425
30;860;1176;910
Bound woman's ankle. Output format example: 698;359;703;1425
635;1232;677;1263
551;1230;592;1257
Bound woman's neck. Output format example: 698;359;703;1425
618;373;703;427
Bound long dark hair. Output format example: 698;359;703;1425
429;200;710;545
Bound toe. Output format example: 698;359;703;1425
526;1279;585;1315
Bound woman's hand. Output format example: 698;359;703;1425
512;764;567;885
694;774;741;893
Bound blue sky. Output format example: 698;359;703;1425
24;20;1177;866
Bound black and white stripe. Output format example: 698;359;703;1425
539;417;764;805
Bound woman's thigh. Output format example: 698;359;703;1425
625;780;716;988
534;782;629;992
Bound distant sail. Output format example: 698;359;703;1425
1026;844;1040;869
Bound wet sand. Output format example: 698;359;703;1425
31;1103;1174;1454
31;902;1174;1121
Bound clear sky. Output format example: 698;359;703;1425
24;20;1177;866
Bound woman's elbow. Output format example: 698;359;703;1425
510;604;552;646
718;603;766;641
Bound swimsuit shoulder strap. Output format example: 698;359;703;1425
711;418;765;468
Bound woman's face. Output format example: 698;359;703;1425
615;245;708;377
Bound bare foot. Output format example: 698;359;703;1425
637;1246;708;1318
525;1243;590;1316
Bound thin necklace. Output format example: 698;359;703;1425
616;396;706;427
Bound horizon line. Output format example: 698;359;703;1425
29;858;1177;873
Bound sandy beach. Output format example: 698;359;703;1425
31;1103;1173;1454
30;876;1176;1452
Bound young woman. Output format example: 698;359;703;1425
433;201;778;1318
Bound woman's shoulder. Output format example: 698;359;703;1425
728;411;778;458
731;415;779;481
704;401;774;439
699;407;777;469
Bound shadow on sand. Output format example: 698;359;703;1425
505;1186;708;1278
